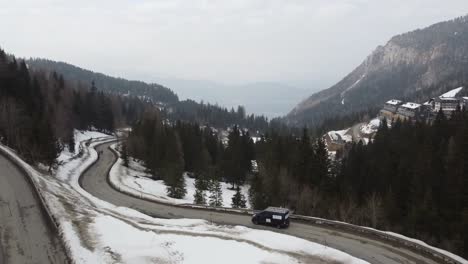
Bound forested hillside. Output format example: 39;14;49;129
249;109;468;257
27;58;179;104
0;49;149;167
27;58;275;132
339;111;468;257
287;15;468;128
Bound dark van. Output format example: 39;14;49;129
251;207;290;228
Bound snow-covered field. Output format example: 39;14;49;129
109;144;250;208
0;130;369;264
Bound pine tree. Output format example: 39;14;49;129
121;142;129;167
68;130;75;154
249;172;268;210
208;178;223;207
164;130;187;199
167;173;186;199
193;177;207;205
231;186;247;208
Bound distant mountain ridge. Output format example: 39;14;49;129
287;15;468;127
153;77;318;118
26;58;179;104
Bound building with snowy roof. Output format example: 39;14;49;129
431;97;460;113
379;99;403;120
395;102;421;120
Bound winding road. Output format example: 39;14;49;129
80;141;442;264
0;153;66;264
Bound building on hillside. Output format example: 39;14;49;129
395;102;421;120
379;99;403;120
431;97;460;114
462;97;468;109
418;103;433;121
323;129;352;152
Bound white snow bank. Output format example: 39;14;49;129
362;229;468;264
109;144;251;208
94;215;320;264
57;130;110;163
440;87;463;98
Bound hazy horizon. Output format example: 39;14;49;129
2;1;468;116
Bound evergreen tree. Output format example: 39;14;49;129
163;130;186;199
121;142;129;167
193;177;207;205
231;186;247;208
68;130;75;154
249;172;268;210
208;178;223;207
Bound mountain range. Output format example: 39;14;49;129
287;15;468;127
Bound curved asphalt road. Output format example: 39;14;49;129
81;142;439;264
0;154;66;264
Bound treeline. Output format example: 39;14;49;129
0;49;148;167
249;129;332;213
310;107;378;137
248;110;468;257
126;112;254;207
254;108;468;257
337;110;468;257
166;100;270;133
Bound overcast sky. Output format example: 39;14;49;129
1;0;467;86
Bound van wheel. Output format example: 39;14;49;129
252;219;258;225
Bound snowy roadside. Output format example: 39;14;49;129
0;130;369;264
109;143;251;208
293;215;468;264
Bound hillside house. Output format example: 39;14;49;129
395;102;421;120
324;129;352;152
431;97;460;114
379;99;403;120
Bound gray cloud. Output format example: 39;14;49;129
1;0;467;86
